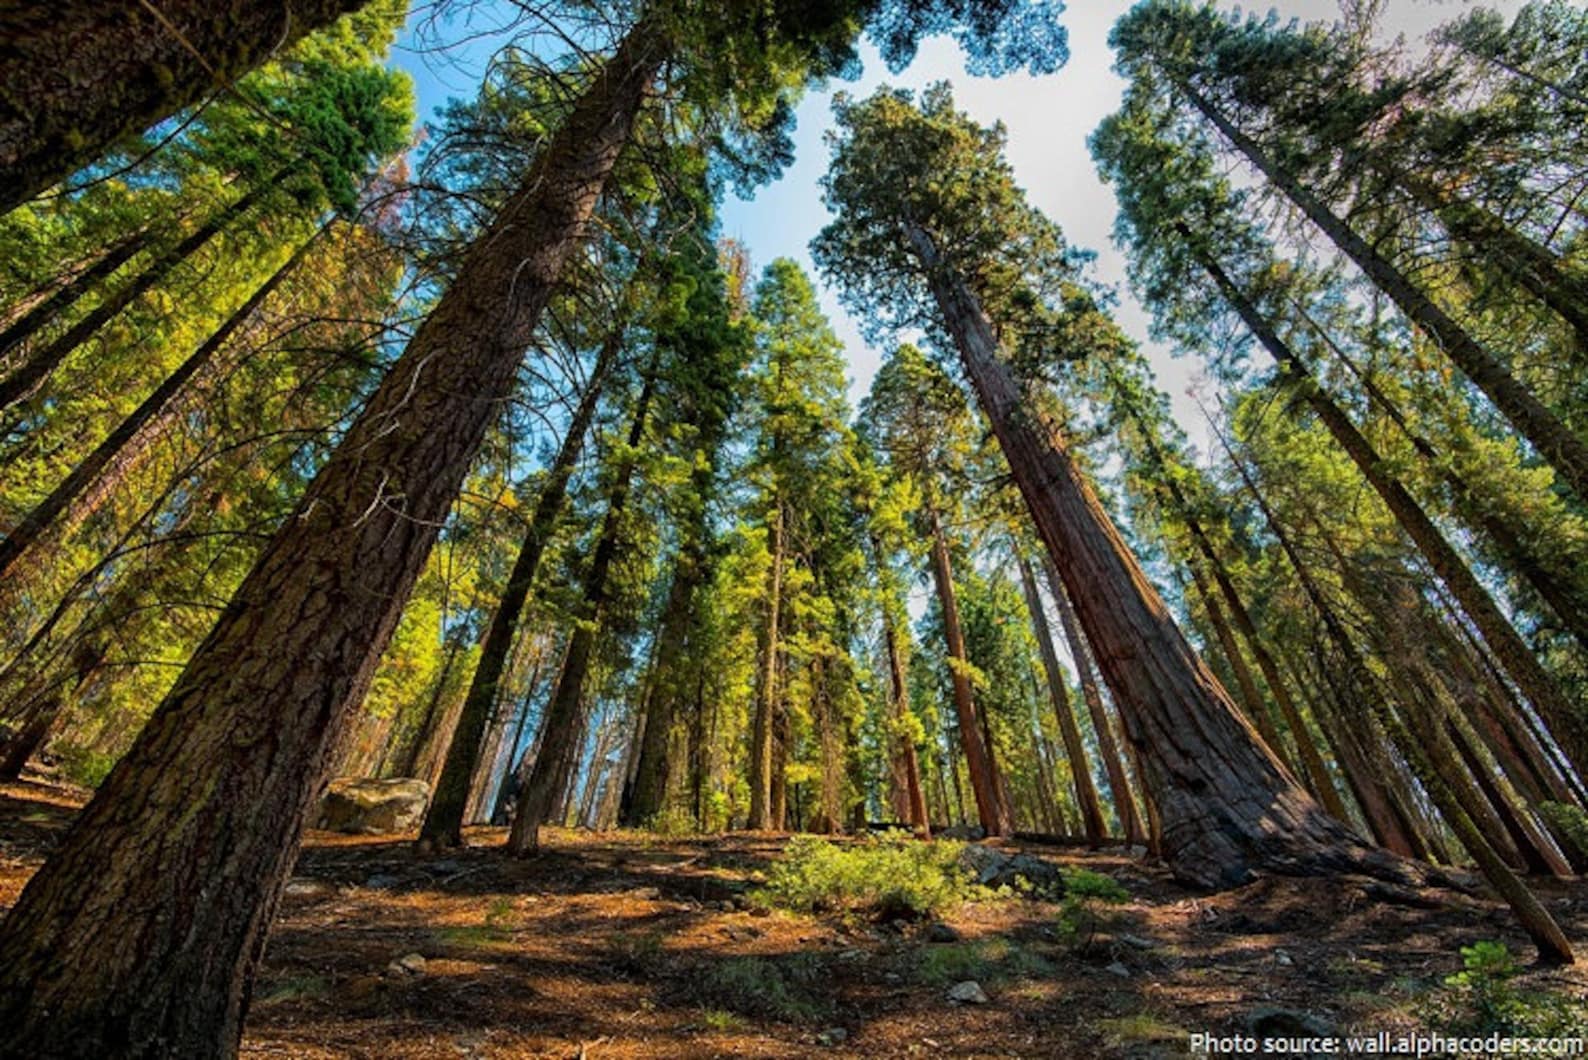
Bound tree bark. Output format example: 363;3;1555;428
1190;237;1588;778
1183;84;1588;505
0;0;367;212
0;183;267;417
925;507;1012;836
1018;553;1105;844
748;501;784;831
882;604;929;836
418;333;617;849
0;26;666;1056
1044;558;1145;846
904;222;1379;889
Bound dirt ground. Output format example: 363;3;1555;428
3;777;1587;1058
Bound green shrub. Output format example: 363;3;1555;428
701;954;830;1022
646;807;699;837
1056;868;1129;954
914;937;1054;986
752;834;980;919
1430;941;1587;1036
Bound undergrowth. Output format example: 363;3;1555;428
752;834;983;919
1423;941;1587;1037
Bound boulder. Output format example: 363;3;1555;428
957;844;1065;896
316;777;431;835
946;980;990;1005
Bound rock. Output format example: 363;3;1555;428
283;879;334;899
364;873;401;890
937;824;986;841
630;886;662;901
316;777;431;835
1274;950;1294;967
1116;933;1156;951
957;845;1064;896
1244;1006;1336;1039
386;952;427;976
927;923;961;943
1105;961;1131;978
818;1027;849;1046
946;980;990;1005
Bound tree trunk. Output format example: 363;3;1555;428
1311;311;1588;656
926;508;1012;836
0;229;149;362
1183;84;1588;505
1184;558;1290;763
1190;238;1588;778
748;502;784;830
1044;559;1145;846
0;183;267;418
882;606;929;836
0;0;367;212
507;356;657;855
0;26;666;1056
905;222;1380;888
1018;553;1105;844
0;229;318;585
418;333;616;849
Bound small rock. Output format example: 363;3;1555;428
386;953;427;977
1116;933;1156;951
364;873;401;890
750;906;771;918
927;923;961;943
1105;961;1131;978
837;948;866;962
946;980;990;1005
284;879;334;898
883;972;903;984
1274;950;1294;967
818;1027;849;1046
631;886;662;901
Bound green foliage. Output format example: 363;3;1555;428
52;743;117;788
913;936;1054;986
1538;802;1588;859
1431;941;1588;1036
700;954;831;1023
1055;868;1129;954
752;834;980;919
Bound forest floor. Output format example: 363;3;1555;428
4;777;1588;1058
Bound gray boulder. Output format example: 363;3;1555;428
957;844;1065;896
316;777;431;835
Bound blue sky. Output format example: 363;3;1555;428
391;0;1519;454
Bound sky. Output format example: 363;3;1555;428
392;0;1523;453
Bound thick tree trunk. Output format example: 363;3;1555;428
1191;240;1588;778
926;508;1012;836
0;184;266;418
1044;559;1145;846
905;222;1379;888
0;0;366;212
748;502;784;830
0;27;665;1056
418;334;616;849
0;229;318;586
1018;553;1105;844
0;230;148;361
1183;85;1588;505
507;359;657;855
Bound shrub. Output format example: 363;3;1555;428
913;937;1054;986
701;954;830;1022
1056;868;1129;954
752;834;980;919
1431;941;1587;1036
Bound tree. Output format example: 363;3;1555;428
816;85;1392;887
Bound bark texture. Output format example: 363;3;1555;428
0;0;366;212
0;27;664;1057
